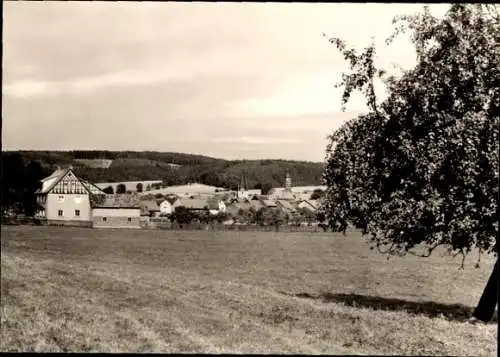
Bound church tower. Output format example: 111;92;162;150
237;171;249;200
285;171;292;191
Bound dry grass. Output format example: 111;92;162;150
1;225;497;355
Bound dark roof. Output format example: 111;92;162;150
164;195;180;205
262;200;277;207
94;194;141;209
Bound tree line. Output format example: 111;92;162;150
165;206;321;229
5;151;324;194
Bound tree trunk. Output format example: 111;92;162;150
472;258;498;322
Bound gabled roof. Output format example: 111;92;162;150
37;168;71;194
308;199;321;209
37;168;106;195
41;168;69;182
262;200;277;208
80;179;106;195
276;199;296;211
298;200;317;210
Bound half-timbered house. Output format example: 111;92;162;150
35;167;105;227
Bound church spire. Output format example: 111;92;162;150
285;171;292;191
240;171;247;191
237;171;249;200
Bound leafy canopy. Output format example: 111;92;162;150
322;4;499;265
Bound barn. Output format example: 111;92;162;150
92;195;141;229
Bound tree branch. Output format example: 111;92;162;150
408;242;444;258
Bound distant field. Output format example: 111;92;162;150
73;159;113;169
1;226;497;354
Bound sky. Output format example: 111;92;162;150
2;2;450;162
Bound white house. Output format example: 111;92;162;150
297;200;318;212
35;167;105;227
159;197;183;215
208;199;227;215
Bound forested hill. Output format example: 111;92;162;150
5;151;325;191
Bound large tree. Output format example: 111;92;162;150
0;154;48;216
102;186;114;194
322;4;499;265
116;183;126;194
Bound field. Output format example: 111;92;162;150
1;226;497;355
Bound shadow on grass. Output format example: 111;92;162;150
287;291;497;324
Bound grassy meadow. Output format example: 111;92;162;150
1;225;497;355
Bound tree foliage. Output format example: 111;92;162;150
1;154;49;216
310;189;325;200
102;186;114;194
116;183;126;194
8;151;324;191
171;206;195;225
323;4;499;264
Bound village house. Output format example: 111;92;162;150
35;167;105;227
276;199;297;214
92;194;141;229
159;196;183;215
268;171;296;201
35;167;146;229
297;199;319;212
206;197;227;215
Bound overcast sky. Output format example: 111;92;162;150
2;2;450;162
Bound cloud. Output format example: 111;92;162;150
211;136;303;144
3;68;194;98
3;80;55;98
2;2;452;161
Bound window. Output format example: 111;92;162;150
58;210;64;217
128;217;132;222
102;217;107;222
75;209;80;217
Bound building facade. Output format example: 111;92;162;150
92;207;141;229
35;167;105;227
159;198;183;215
